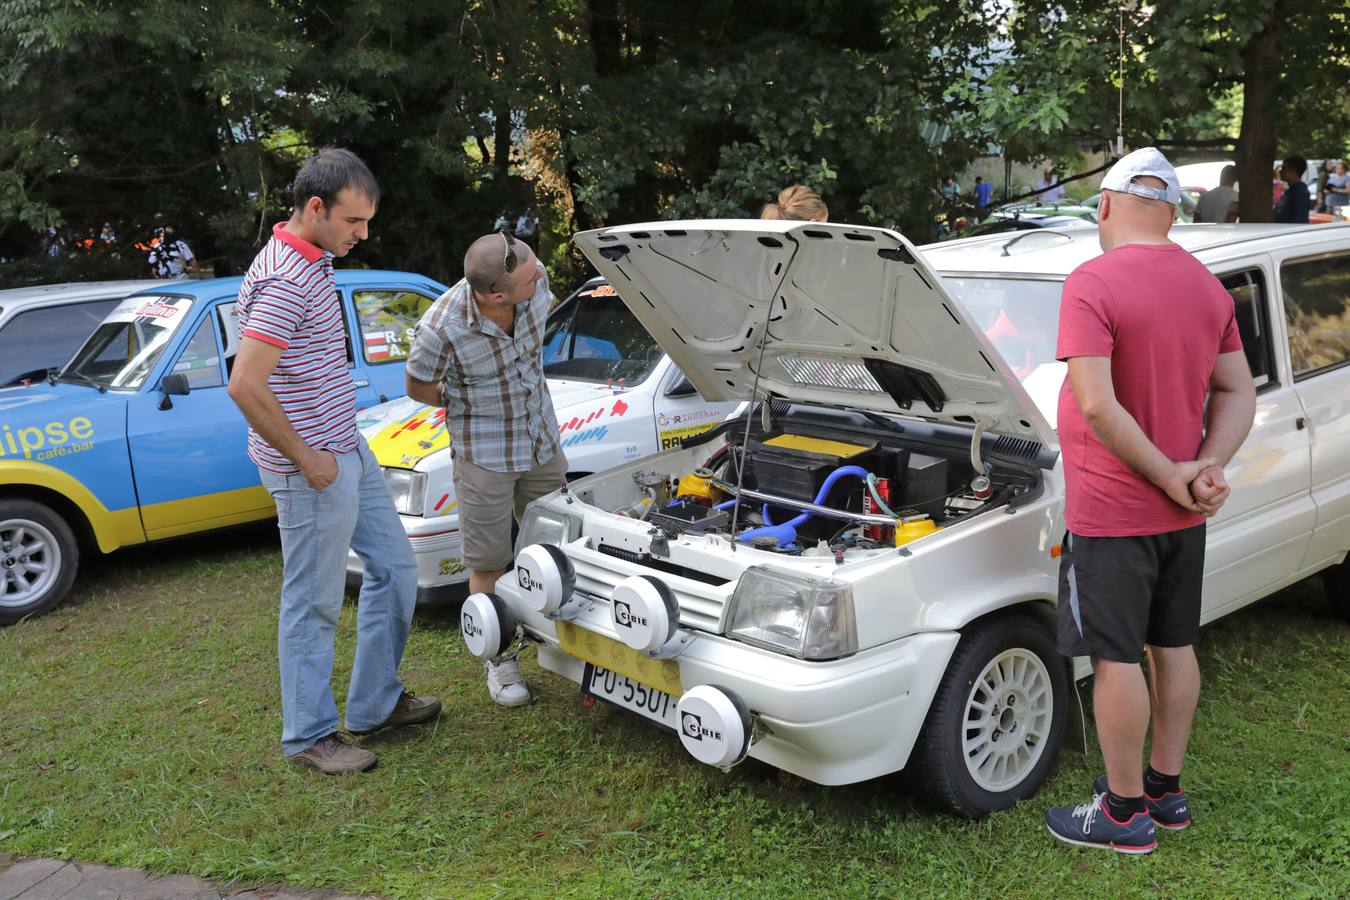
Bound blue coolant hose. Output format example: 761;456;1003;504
735;465;871;546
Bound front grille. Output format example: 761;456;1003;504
597;544;647;564
570;545;729;633
596;543;730;587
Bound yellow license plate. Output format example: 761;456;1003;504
556;620;684;697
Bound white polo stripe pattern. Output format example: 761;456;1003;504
235;225;358;474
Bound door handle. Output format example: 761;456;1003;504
1295;416;1306;430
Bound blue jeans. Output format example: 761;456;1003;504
258;437;417;755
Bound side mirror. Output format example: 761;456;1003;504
665;373;697;398
158;372;191;410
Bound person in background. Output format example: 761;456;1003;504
1043;147;1255;855
1273;156;1310;224
1323;161;1349;215
974;175;994;211
514;208;539;249
146;224;197;278
1271;162;1286;208
760;184;829;221
1193;165;1239;223
940;175;961;205
1034;166;1067;203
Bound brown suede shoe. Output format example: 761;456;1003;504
349;690;442;736
288;733;377;775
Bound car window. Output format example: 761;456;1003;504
63;295;195;390
939;277;1062;379
352;289;435;365
216;302;240;379
1281;252;1350;378
1218;269;1275;389
0;298;121;387
542;282;666;384
171;315;224;389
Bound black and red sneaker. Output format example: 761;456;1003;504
1045;793;1158;855
1094;775;1191;830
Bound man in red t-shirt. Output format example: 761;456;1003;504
1044;149;1256;854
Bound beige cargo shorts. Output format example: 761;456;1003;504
451;448;569;573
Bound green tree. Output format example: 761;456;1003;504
561;0;1002;237
975;0;1350;221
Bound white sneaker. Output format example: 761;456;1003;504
485;653;531;707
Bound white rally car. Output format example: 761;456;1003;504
457;220;1350;817
347;277;742;602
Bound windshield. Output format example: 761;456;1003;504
941;277;1063;380
61;295;195;390
542;282;664;384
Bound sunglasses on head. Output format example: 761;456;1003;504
489;230;519;292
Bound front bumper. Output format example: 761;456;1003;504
508;585;960;786
345;514;469;606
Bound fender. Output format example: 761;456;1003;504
918;573;1059;633
0;460;146;552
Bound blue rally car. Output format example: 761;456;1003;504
0;270;448;623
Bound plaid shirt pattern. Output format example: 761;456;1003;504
406;266;560;473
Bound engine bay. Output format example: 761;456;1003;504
571;409;1043;562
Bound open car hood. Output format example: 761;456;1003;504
574;220;1057;447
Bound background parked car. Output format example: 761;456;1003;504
0;269;447;624
955;212;1096;240
0;279;171;389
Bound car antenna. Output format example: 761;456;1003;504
727;255;782;552
1116;2;1126;158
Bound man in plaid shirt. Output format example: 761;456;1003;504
406;231;567;706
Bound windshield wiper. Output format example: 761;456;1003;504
56;370;107;393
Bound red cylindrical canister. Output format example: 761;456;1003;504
865;478;891;541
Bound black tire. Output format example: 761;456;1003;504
913;612;1068;818
1324;560;1349;621
0;499;79;625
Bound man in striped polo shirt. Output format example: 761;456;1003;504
228;149;440;774
406;231;567;707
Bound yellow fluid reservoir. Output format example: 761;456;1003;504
677;467;721;503
894;516;940;547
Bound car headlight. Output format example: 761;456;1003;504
382;468;426;516
517;504;581;552
727;567;857;660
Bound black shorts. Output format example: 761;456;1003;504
1056;525;1206;663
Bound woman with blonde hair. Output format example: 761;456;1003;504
760;184;828;221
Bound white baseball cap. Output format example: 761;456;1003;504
1101;147;1181;205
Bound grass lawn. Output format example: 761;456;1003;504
2;526;1347;899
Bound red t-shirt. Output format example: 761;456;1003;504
1056;242;1242;536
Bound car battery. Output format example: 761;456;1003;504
898;453;950;519
747;433;875;504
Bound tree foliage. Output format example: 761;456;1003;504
975;0;1350;219
1;0;1347;288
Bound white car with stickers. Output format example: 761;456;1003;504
458;220;1350;817
347;277;742;602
